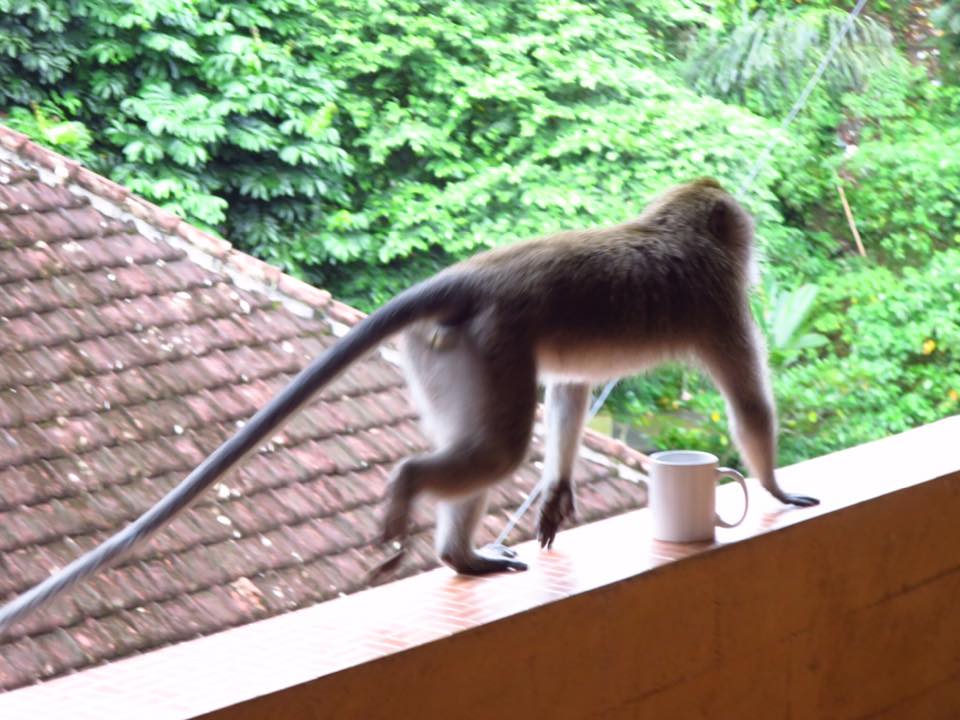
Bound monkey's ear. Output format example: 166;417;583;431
693;177;725;191
708;199;732;240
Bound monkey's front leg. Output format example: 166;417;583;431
700;336;819;508
729;395;818;507
537;382;592;548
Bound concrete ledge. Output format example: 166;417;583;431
2;416;959;719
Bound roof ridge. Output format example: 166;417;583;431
0;125;343;323
581;429;650;472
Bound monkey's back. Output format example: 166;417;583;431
451;185;755;381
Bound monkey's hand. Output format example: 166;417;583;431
537;482;576;549
772;491;820;507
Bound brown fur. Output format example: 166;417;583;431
381;178;817;574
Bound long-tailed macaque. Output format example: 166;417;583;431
0;178;816;635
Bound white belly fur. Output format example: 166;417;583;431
536;341;673;384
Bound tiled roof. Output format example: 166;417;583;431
0;125;647;692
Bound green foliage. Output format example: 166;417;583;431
5;102;94;162
754;279;828;367
1;0;351;259
711;0;841;20
775;251;960;460
681;3;924;277
684;8;907;118
933;0;960;34
838;123;960;263
933;0;960;76
305;0;771;273
603;364;736;465
311;248;455;311
0;1;79;105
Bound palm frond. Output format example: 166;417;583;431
684;9;898;114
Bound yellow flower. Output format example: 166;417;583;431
950;389;959;402
922;338;937;355
710;411;721;422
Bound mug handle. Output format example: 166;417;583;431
714;467;749;529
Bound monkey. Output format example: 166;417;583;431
0;178;817;635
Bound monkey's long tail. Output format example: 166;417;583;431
0;272;474;637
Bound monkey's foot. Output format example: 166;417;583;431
481;543;519;559
537;482;576;549
381;485;412;545
364;546;407;584
442;544;527;575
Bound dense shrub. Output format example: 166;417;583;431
838;124;960;263
304;1;780;289
0;0;351;262
778;250;960;458
683;8;905;119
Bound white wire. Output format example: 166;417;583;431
735;0;871;196
495;0;871;546
494;477;545;547
494;380;617;546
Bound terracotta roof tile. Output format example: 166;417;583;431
0;126;647;692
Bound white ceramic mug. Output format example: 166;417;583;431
648;450;749;542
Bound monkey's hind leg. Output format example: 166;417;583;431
385;321;538;574
383;438;533;573
436;493;527;574
537;382;591;548
698;327;819;508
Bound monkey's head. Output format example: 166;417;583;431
640;178;759;284
645;178;751;239
690;177;726;191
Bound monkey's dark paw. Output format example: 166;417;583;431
781;493;819;507
364;547;407;584
381;486;411;545
476;544;527;573
444;545;527;574
537;483;576;549
481;543;519;559
768;488;820;507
